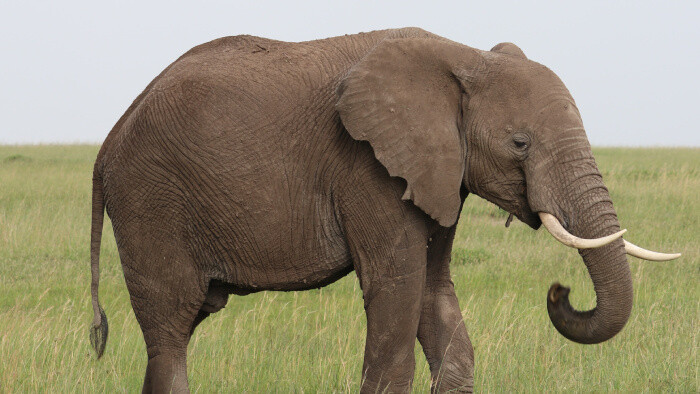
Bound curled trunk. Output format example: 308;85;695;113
544;183;633;344
547;237;632;344
527;133;634;344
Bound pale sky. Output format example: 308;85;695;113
1;1;698;146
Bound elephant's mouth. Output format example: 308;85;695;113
475;186;541;229
511;189;541;229
515;208;541;229
495;198;540;229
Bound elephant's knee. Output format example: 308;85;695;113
143;352;189;394
361;377;413;394
431;362;474;393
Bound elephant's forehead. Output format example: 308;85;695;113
476;91;578;127
488;59;570;97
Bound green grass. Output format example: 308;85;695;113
0;145;697;392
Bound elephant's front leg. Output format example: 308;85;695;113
345;213;430;392
360;264;426;393
418;225;474;393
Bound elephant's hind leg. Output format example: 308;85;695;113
129;268;206;394
140;278;229;393
119;236;208;394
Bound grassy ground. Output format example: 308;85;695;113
0;145;697;392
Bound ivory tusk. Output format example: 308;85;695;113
624;240;681;261
538;212;627;249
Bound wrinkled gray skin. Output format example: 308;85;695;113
89;28;632;393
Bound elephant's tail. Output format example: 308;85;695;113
89;165;108;359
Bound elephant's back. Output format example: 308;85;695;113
97;28;412;167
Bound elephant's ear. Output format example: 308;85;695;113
490;42;527;59
336;38;483;227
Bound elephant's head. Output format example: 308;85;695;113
337;35;679;344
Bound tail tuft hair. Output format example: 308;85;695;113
89;305;108;359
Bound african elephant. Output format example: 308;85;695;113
88;28;679;393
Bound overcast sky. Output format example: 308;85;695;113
1;1;698;146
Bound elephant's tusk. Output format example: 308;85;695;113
624;240;681;261
538;212;627;249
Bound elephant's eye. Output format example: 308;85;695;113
512;133;530;150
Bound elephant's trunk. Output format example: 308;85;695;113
547;238;632;344
543;174;633;344
528;132;634;344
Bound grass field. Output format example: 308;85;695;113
0;145;697;392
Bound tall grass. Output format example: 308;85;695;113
0;146;697;392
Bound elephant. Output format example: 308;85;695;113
88;27;680;393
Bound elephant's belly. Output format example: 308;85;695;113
193;194;354;292
236;254;355;293
212;234;355;292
